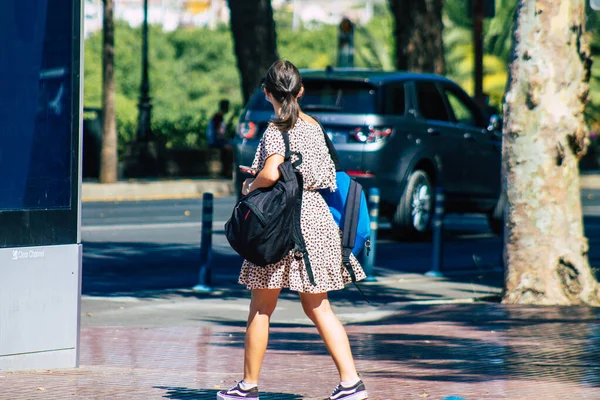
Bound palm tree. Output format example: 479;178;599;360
443;0;517;108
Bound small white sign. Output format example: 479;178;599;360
592;0;600;10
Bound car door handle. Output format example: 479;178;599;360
463;133;475;141
427;128;440;136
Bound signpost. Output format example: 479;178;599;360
338;18;355;68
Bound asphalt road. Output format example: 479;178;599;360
80;191;600;296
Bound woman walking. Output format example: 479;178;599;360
217;60;368;400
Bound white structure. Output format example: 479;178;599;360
84;0;229;35
283;0;382;30
83;0;382;36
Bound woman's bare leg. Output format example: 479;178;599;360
299;292;359;382
243;288;281;384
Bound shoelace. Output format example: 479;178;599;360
329;383;342;398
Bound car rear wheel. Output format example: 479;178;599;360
393;170;434;241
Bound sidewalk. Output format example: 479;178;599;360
82;173;600;202
3;268;600;399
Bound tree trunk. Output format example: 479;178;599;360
388;0;444;74
502;0;600;305
99;0;118;183
227;0;279;103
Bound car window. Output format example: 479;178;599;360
415;81;449;122
382;84;406;115
444;88;478;127
246;79;378;114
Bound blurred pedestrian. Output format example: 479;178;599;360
207;99;233;178
217;61;368;400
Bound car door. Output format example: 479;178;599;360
412;80;467;197
441;84;501;201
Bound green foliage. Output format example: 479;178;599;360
84;12;396;153
443;0;516;108
354;8;395;70
585;7;600;132
84;22;241;151
444;0;600;129
274;7;394;70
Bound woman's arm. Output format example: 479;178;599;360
243;154;284;194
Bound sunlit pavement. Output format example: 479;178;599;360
3;304;600;399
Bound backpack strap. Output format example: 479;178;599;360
316;121;342;172
281;130;303;169
291;169;316;286
282;130;291;161
342;179;362;282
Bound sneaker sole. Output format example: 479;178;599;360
217;392;259;400
330;390;368;400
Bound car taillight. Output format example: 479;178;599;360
346;171;375;178
237;121;257;139
351;126;393;143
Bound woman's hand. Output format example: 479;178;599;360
242;178;255;196
241;154;284;195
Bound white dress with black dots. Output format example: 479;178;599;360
238;118;367;293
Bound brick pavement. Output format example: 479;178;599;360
2;304;600;399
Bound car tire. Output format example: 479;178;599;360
487;193;506;236
392;170;434;241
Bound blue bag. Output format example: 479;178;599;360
320;172;371;257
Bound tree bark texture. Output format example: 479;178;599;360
388;0;445;74
227;0;279;103
100;0;118;184
502;0;599;305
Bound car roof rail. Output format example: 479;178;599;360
323;65;381;73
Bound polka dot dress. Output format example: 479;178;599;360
238;118;366;293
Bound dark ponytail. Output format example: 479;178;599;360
263;60;302;132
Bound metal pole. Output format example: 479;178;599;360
426;187;445;278
137;0;152;141
363;188;379;282
193;193;214;292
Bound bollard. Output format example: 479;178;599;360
363;187;379;282
193;193;214;293
425;186;445;278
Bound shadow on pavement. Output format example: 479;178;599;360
155;386;303;399
82;215;600;302
82;236;503;303
195;303;600;388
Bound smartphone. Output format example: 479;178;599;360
239;165;256;175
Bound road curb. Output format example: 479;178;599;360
82;179;235;202
581;174;600;190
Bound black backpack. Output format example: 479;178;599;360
225;131;316;285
